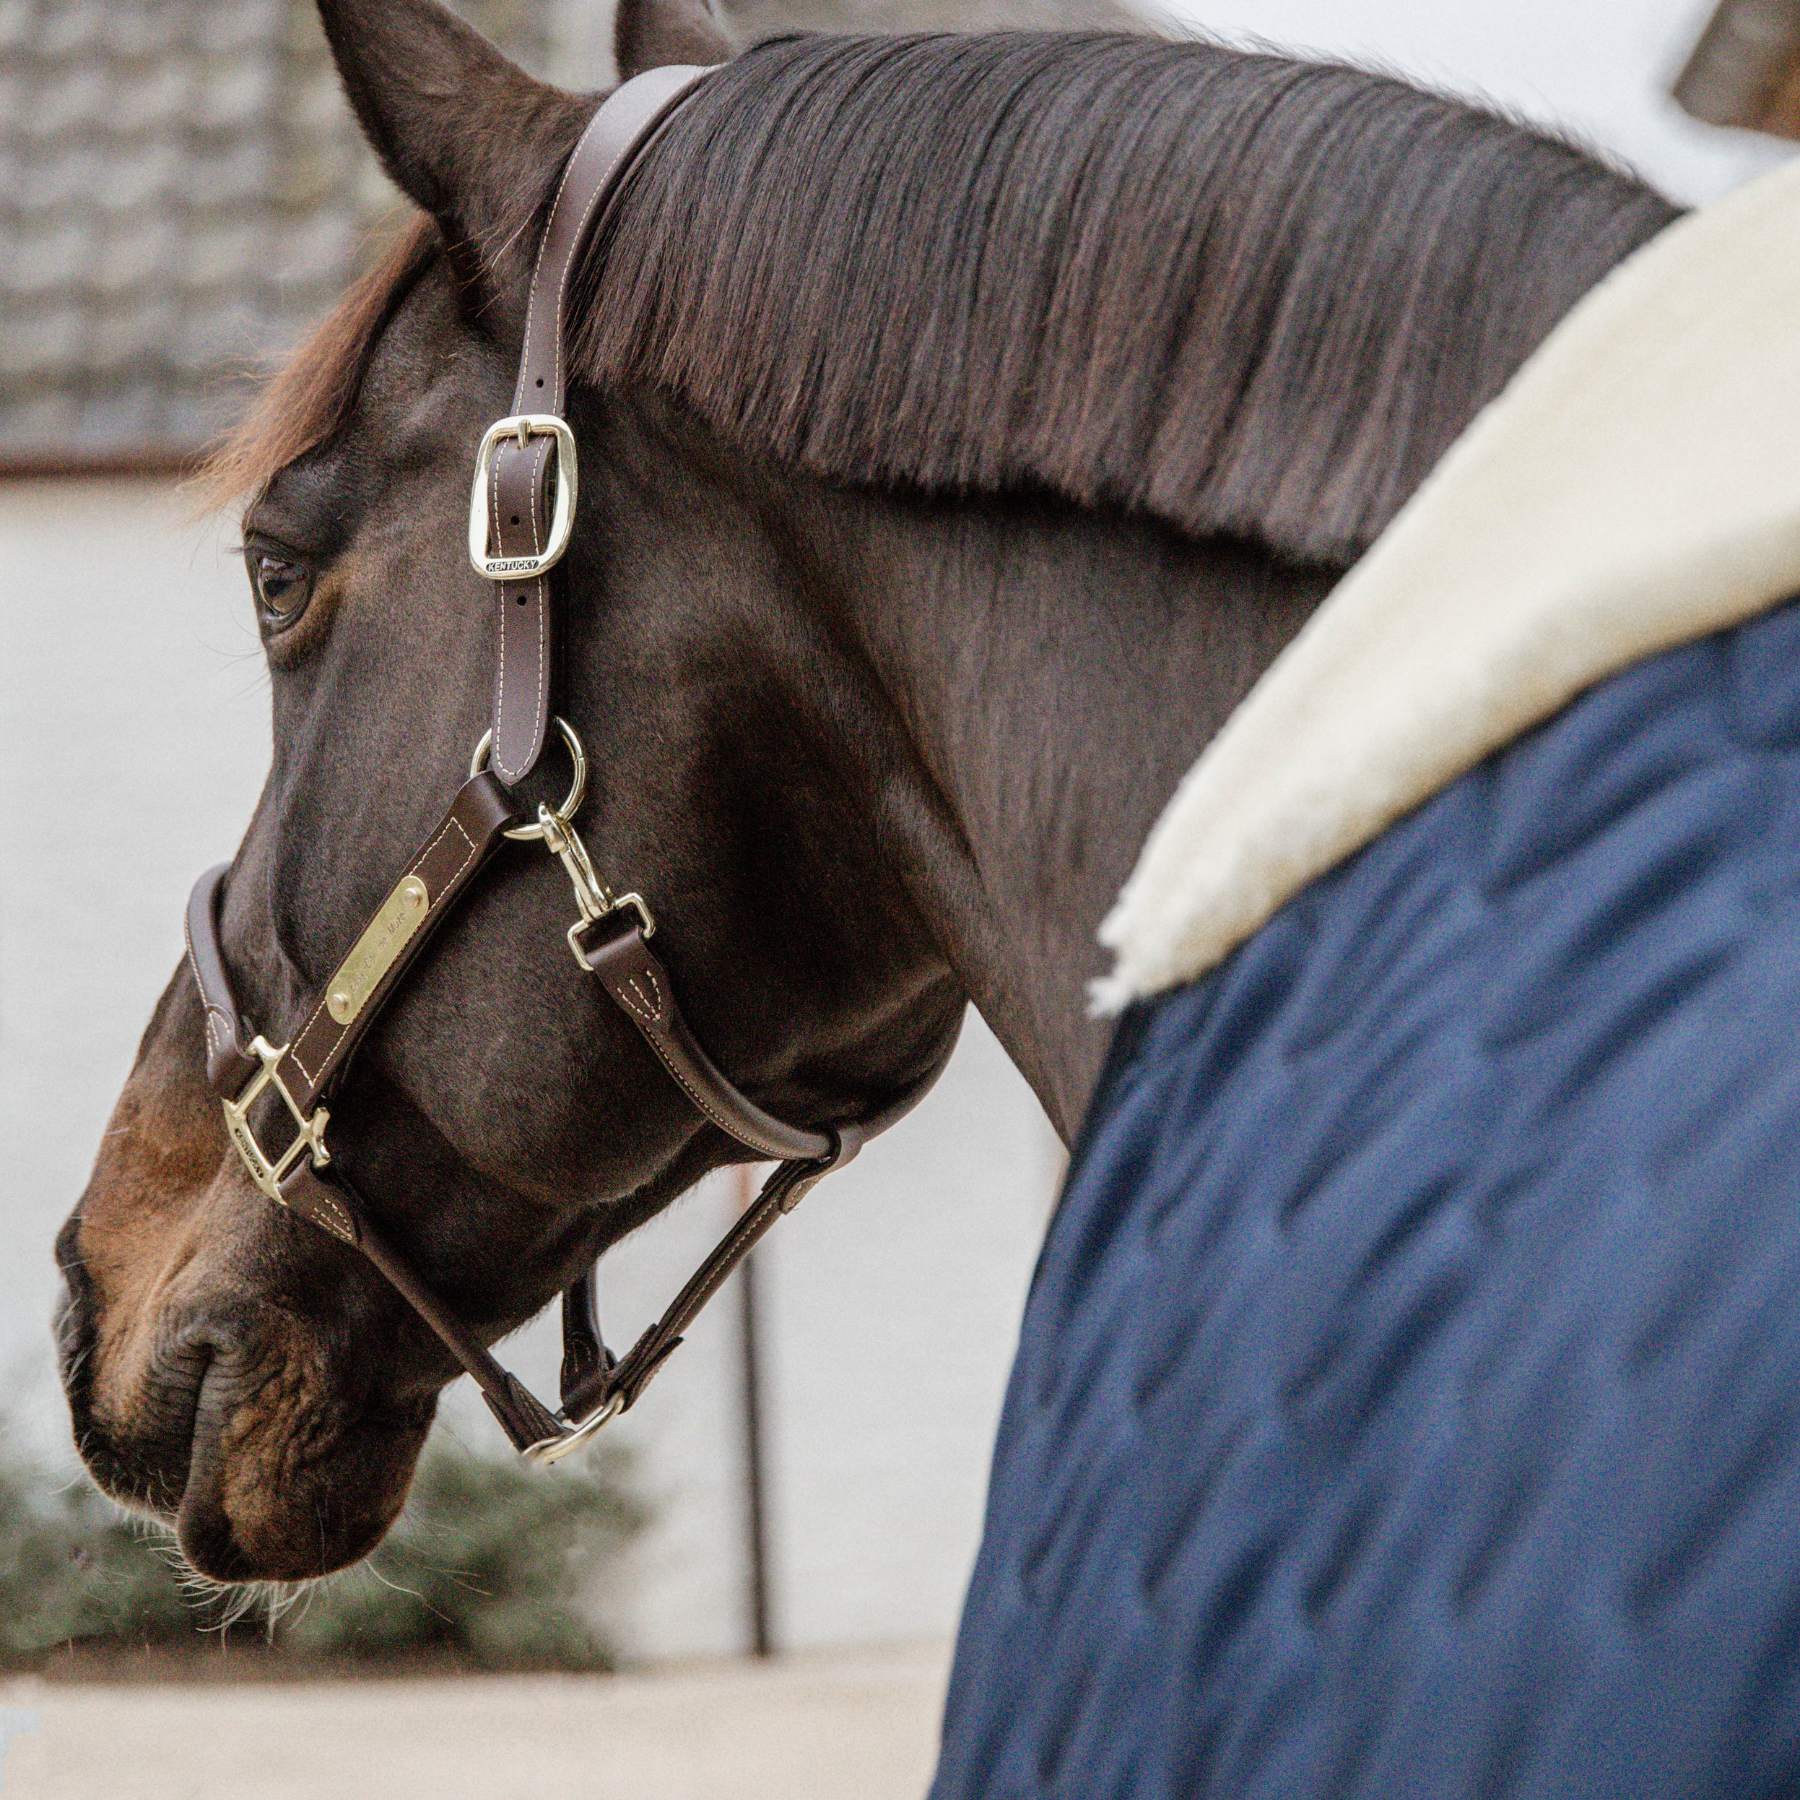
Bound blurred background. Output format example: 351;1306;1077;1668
0;0;1795;1780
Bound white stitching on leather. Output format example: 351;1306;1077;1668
522;94;635;410
519;123;590;406
503;82;697;781
640;1029;788;1159
494;595;511;770
599;956;799;1159
529;438;546;557
621;967;663;1023
184;903;210;1018
492;436;552;785
551;112;657;391
492;454;511;775
302;1186;356;1242
530;570;546;767
184;895;234;1066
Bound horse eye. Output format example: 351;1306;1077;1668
247;547;312;623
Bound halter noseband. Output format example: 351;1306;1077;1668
182;67;950;1465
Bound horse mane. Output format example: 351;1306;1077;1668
576;32;1679;563
209;33;1678;562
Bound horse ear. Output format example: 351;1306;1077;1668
615;0;735;80
315;0;589;300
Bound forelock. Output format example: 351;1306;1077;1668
199;217;441;510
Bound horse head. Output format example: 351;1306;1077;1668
58;0;1669;1587
56;0;966;1582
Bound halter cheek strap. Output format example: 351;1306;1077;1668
479;61;707;784
184;68;954;1464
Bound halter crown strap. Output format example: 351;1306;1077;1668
480;65;709;786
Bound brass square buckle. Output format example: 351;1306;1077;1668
221;1036;331;1204
467;414;578;581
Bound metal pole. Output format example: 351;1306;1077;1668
737;1164;774;1658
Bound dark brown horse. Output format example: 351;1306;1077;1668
55;0;1672;1585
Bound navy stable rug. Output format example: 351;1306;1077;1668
933;594;1800;1800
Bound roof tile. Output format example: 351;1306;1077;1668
36;0;111;58
101;2;188;60
29;60;114;138
0;0;427;457
0;0;33;56
1;0;1149;463
89;206;183;294
10;217;96;295
192;54;279;131
87;289;180;371
196;0;287;54
104;61;198;136
0;387;83;451
0;302;88;379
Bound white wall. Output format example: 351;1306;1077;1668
1158;0;1791;205
0;478;1059;1661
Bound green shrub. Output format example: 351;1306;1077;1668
0;1426;642;1671
0;1451;191;1654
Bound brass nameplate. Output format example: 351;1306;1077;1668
326;875;430;1026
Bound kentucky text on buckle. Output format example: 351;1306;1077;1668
220;1035;331;1205
467;414;578;580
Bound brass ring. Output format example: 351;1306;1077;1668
468;716;587;841
524;1391;626;1466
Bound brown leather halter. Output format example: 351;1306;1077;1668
183;66;950;1466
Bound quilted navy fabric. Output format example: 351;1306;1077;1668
933;597;1800;1800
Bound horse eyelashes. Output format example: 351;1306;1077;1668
245;545;313;623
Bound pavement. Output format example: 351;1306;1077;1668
0;1643;951;1800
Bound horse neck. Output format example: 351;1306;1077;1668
780;479;1340;1138
587;397;1336;1138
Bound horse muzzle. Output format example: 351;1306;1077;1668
56;1173;432;1583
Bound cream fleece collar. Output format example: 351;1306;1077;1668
1095;155;1800;1014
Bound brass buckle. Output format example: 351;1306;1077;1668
220;1035;331;1204
466;414;578;581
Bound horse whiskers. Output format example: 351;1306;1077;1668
259;1581;311;1638
180;1568;293;1638
361;1554;448;1623
115;1507;315;1638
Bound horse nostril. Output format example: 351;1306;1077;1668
53;1208;86;1281
53;1215;97;1375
